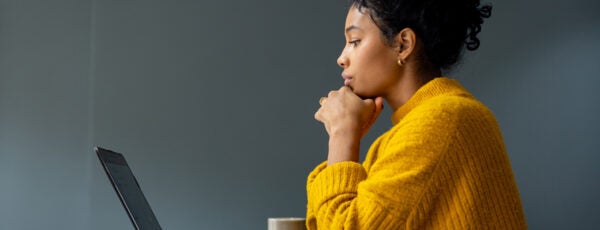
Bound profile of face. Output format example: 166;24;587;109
337;6;401;99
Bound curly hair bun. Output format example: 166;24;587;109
351;0;493;70
465;3;493;51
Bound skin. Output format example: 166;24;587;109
314;5;440;165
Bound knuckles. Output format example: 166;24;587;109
327;90;337;98
314;108;324;122
326;86;352;99
314;110;321;121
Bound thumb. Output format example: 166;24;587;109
364;97;384;128
373;97;384;115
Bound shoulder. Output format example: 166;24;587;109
387;94;498;141
407;94;494;125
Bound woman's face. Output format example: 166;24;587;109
337;6;400;99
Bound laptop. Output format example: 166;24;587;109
96;147;162;230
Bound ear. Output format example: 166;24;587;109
394;28;417;63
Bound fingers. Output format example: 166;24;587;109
316;88;384;138
322;86;351;104
328;90;338;98
315;96;325;121
372;96;384;122
315;86;363;123
315;96;327;122
314;106;330;134
374;97;384;114
361;97;384;131
319;97;327;106
339;85;352;92
314;107;323;122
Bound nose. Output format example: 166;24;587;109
337;51;348;68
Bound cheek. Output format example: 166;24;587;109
355;46;399;94
357;45;395;77
363;41;394;64
352;47;376;72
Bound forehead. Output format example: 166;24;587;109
345;6;376;32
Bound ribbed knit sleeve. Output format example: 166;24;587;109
306;161;367;229
306;99;463;229
305;161;326;229
305;78;526;229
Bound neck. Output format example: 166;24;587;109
385;67;440;111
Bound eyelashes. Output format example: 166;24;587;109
348;40;361;47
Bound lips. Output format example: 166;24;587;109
342;73;352;86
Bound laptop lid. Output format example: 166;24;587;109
96;147;162;230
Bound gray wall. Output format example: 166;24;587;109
0;0;91;229
0;0;598;229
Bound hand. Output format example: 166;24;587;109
315;86;384;139
314;86;384;165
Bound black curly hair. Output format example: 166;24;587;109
351;0;492;71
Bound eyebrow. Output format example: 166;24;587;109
345;25;363;33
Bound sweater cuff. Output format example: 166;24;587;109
307;161;367;207
307;161;328;189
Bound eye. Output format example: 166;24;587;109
348;39;361;47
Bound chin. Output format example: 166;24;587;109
353;90;371;100
354;89;382;100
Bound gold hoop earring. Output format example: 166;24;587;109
398;59;405;66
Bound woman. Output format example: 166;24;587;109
308;0;527;229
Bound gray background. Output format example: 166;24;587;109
0;0;598;229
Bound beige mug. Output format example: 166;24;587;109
268;217;306;230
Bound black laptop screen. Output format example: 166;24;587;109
96;147;162;230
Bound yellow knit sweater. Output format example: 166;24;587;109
306;77;526;229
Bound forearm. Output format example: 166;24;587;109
306;162;364;229
314;194;401;230
306;162;401;230
327;133;361;165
